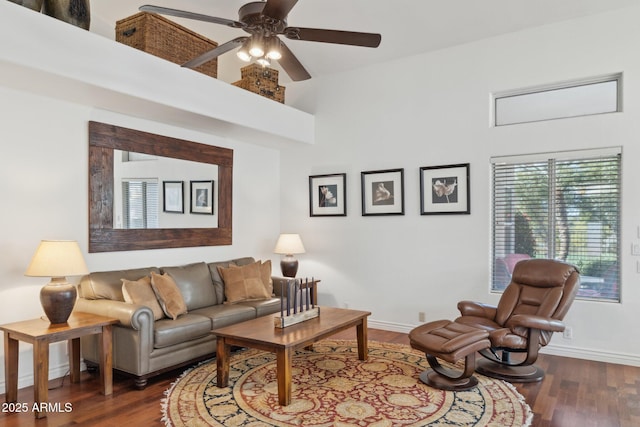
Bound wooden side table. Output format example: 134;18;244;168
0;312;118;418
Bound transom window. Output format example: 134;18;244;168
494;74;621;126
491;148;621;302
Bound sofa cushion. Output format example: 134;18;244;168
190;304;256;330
121;276;165;321
218;262;271;304
150;272;188;320
153;314;212;349
79;267;159;301
161;262;217;310
236;297;281;317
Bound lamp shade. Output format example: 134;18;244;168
25;240;89;277
25;240;88;324
274;234;305;278
274;234;306;255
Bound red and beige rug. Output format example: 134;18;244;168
161;339;532;426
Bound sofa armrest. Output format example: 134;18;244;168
272;276;294;297
74;298;154;331
457;301;497;320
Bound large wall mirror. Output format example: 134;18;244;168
89;121;233;252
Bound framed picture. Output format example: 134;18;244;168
309;173;347;217
190;180;214;215
420;163;470;215
163;181;184;213
361;168;404;216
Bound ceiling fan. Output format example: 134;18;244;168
139;0;381;81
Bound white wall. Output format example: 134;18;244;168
283;6;640;364
0;88;281;391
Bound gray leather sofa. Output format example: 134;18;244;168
74;257;287;388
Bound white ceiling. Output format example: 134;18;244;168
89;0;638;84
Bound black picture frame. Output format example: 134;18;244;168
361;168;405;216
420;163;470;215
190;180;214;215
162;181;184;213
309;173;347;217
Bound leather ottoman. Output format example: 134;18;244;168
409;319;490;390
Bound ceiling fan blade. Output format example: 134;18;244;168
285;27;381;48
182;37;248;69
139;5;245;28
262;0;299;21
276;40;311;81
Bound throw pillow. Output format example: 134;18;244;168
217;261;271;304
150;272;188;320
258;259;274;296
121;276;165;321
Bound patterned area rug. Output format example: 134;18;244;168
161;340;532;426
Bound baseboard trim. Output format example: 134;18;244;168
369;319;640;367
541;343;640;367
0;362;77;396
368;319;415;334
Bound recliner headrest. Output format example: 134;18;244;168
511;259;578;288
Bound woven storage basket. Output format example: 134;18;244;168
115;12;217;78
232;65;285;103
240;64;279;83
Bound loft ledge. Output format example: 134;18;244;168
0;2;314;145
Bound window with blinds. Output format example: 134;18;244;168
491;148;621;302
122;179;159;229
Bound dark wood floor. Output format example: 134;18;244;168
1;328;638;426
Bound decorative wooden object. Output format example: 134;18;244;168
232;64;285;103
115;12;218;78
275;278;318;328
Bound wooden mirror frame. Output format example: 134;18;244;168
89;121;233;252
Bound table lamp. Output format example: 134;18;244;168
24;240;89;324
274;233;306;277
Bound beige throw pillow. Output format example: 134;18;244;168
258;260;273;296
122;276;165;321
150;272;188;320
218;261;271;304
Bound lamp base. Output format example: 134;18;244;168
40;279;77;324
280;256;299;278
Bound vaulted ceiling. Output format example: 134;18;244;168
89;0;638;84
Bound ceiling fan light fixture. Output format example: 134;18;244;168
236;39;252;62
265;37;282;60
237;48;251;62
256;56;271;67
248;35;265;58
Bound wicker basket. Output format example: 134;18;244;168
232;64;285;103
115;12;218;78
240;63;279;83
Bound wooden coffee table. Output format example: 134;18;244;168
212;306;370;406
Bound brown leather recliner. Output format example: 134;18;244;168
455;258;580;382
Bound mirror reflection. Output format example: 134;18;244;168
113;150;219;229
89;121;233;252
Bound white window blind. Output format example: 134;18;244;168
122;179;159;229
491;148;621;302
